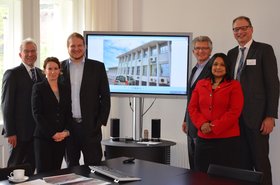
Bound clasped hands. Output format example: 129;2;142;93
52;130;69;142
200;122;214;134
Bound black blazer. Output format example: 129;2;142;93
1;64;44;141
60;58;111;139
185;61;211;137
31;79;72;139
227;41;279;129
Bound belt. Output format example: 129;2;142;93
72;117;83;123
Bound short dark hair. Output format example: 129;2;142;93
67;32;85;47
43;57;60;69
232;16;252;27
207;53;232;82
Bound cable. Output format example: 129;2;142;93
128;96;156;117
142;98;156;116
129;97;134;112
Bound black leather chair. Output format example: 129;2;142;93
207;164;263;184
0;163;33;181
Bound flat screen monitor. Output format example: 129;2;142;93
84;31;192;98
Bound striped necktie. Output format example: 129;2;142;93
30;68;36;82
236;47;246;81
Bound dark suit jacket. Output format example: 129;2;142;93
185;61;211;137
31;79;72;139
227;41;279;129
1;63;45;141
60;58;111;140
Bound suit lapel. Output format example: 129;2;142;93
19;64;33;83
242;41;257;73
43;80;59;104
191;60;210;89
35;67;45;82
62;60;71;85
230;47;239;77
80;60;88;93
246;41;257;61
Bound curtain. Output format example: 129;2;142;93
84;0;117;31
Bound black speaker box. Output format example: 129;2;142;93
110;118;120;141
151;119;161;140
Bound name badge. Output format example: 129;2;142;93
246;59;256;65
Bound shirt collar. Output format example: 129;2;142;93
22;62;35;72
69;56;85;64
239;39;253;50
196;58;210;69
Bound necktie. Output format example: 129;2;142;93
30;68;36;82
236;47;246;80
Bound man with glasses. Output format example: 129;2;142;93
228;16;279;185
182;36;212;170
1;38;45;173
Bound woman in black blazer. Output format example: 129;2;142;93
31;57;72;173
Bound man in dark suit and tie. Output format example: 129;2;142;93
1;38;45;172
227;16;279;185
61;32;111;167
182;36;212;170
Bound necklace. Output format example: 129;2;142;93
212;81;220;89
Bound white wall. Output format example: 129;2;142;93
101;0;280;184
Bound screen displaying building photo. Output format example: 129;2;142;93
85;32;191;97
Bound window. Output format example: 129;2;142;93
40;0;84;66
151;46;157;56
159;43;168;54
150;64;157;76
160;63;169;77
142;65;147;76
143;49;148;58
136;66;140;75
0;0;21;123
0;0;84;123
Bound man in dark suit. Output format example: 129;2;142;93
1;38;45;172
182;36;212;170
61;32;111;167
227;16;279;185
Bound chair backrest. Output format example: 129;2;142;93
0;163;33;181
207;164;263;184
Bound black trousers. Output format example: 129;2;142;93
194;136;241;173
34;137;65;173
187;135;196;170
239;119;272;185
65;120;102;167
7;139;35;173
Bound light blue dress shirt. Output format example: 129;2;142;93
69;58;85;118
191;60;209;86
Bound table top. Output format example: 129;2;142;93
102;138;176;147
0;157;258;185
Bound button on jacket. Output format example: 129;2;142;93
31;79;72;139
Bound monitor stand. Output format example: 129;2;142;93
132;97;143;141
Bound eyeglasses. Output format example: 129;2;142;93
232;25;251;33
194;47;210;51
23;49;36;54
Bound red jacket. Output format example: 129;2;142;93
188;78;244;139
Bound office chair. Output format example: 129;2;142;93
207;164;263;184
0;163;32;181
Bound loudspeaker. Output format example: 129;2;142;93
151;119;161;140
110;118;120;141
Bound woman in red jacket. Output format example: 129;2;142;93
188;53;244;172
